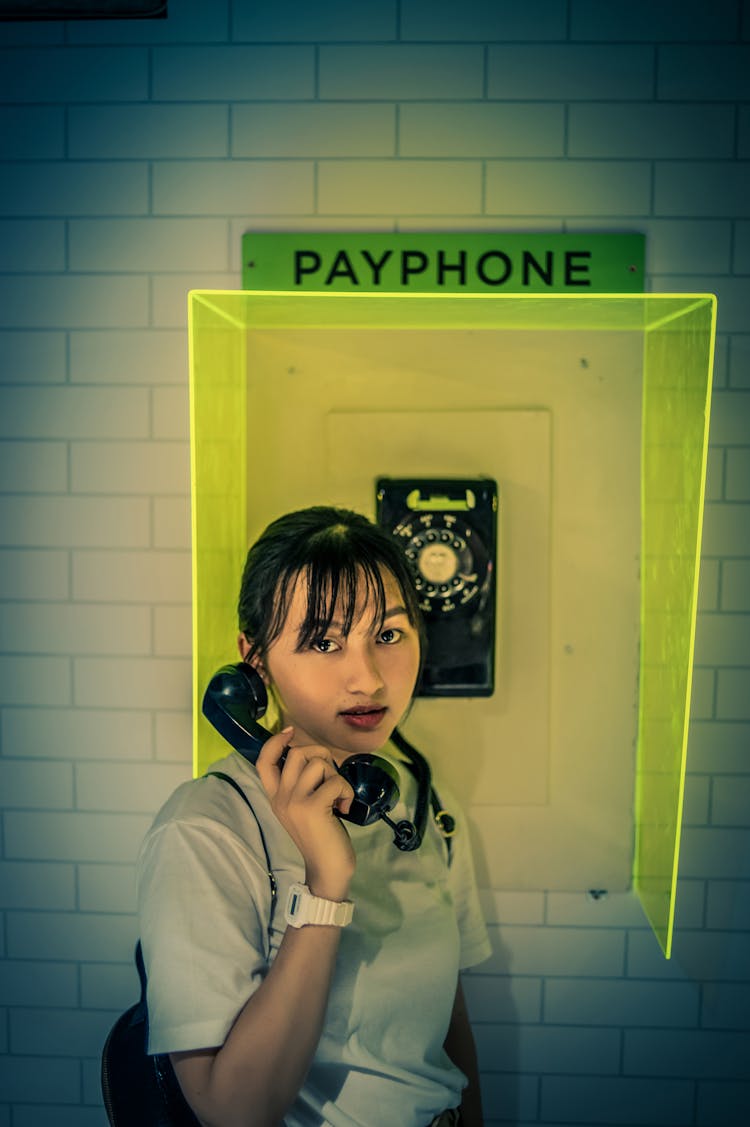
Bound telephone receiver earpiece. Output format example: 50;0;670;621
201;663;419;845
202;661;270;757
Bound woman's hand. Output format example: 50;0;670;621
256;727;356;901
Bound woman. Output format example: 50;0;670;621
137;506;490;1127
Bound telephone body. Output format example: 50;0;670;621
376;477;498;696
202;662;421;848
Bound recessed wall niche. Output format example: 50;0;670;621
189;291;715;956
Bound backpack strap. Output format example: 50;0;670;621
133;939;148;1024
206;770;278;960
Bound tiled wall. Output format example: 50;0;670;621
1;2;748;1124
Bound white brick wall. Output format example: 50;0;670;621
0;1;748;1124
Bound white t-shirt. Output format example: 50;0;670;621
137;749;490;1127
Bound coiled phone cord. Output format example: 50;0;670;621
389;727;456;860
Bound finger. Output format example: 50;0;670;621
333;789;354;816
275;743;337;799
309;773;355;817
255;726;294;795
290;762;354;815
276;754;333;813
291;755;341;798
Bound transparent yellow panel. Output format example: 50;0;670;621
635;297;716;956
188;290;716;952
191;290;700;334
188;294;249;773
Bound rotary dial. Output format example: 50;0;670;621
393;513;483;615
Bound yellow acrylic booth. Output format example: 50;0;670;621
188;291;715;957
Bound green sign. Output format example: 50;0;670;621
242;232;644;293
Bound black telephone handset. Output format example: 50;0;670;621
202;663;419;847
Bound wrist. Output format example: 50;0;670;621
305;869;352;903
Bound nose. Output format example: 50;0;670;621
344;642;385;696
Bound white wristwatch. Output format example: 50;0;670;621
285;882;354;929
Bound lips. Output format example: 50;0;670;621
339;706;388;730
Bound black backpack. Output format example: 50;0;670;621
100;771;274;1126
101;941;200;1126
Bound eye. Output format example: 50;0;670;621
311;637;340;654
377;627;402;645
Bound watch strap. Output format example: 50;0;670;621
285;882;354;928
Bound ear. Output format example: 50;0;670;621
237;633;270;684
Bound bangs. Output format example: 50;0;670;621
276;551;391;652
303;553;390;649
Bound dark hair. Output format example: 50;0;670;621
238;506;426;668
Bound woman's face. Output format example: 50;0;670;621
239;568;421;764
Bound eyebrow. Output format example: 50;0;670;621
310;605;409;633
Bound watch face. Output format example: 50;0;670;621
287;885;303;919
